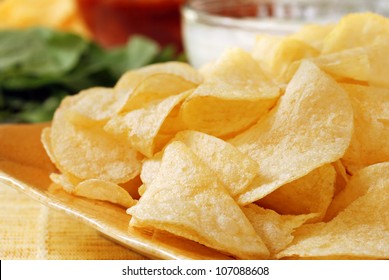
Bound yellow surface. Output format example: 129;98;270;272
0;182;147;260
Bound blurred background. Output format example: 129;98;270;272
0;0;388;123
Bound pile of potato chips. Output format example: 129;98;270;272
42;12;389;259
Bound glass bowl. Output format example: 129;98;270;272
182;0;376;68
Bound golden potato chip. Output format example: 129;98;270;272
180;48;280;138
277;163;389;259
322;12;389;54
49;172;81;193
115;62;202;113
258;164;336;222
251;35;319;82
104;91;190;158
332;160;350;195
51;106;142;183
310;42;389;88
140;153;162;188
243;204;317;257
128;141;269;259
340;84;389;174
230;61;353;205
41;127;57;167
290;23;334;51
73;179;135;208
173;130;259;197
119;175;143;200
325;162;389;221
64;87;123;127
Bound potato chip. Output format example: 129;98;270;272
173;130;259;197
119;175;143;200
290;23;334;51
310;42;389;88
128;141;269;259
258;164;336;222
64;87;123;126
104;91;190;158
322;12;389;54
180;48;280;138
243;204;317;257
73;179;135;208
41;127;58;168
230;61;353;205
340;84;389;175
332;160;350;195
251;35;319;82
49;172;81;193
277;163;389;259
325;162;389;221
115;62;202;112
140;153;163;188
50;106;142;183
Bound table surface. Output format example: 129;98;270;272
0;182;148;260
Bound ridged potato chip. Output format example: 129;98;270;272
128;141;269;259
231;61;353;205
180;48;280;138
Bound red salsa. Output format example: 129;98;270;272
77;0;184;50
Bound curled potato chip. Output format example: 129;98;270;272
49;172;81;193
251;35;319;82
277;163;389;259
73;179;135;208
243;204;317;257
325;162;389;221
115;62;202;113
258;164;336;222
51;106;142;183
231;61;353;205
128;141;269;259
322;12;389;54
290;23;334;51
180;48;280;138
340;84;389;174
332;160;350;195
173;130;259;197
41;127;57;167
140;153;162;188
64;87;123;126
104;91;190;158
310;42;389;88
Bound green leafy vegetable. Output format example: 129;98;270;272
0;27;182;123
